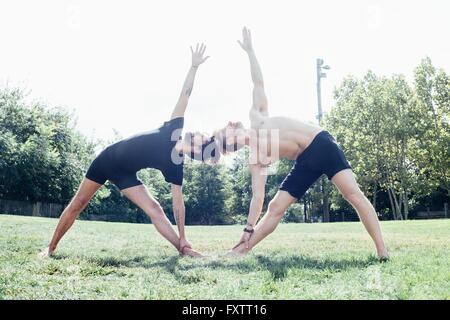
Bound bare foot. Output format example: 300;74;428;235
377;248;390;262
181;247;204;258
38;247;54;259
225;250;243;257
378;253;390;262
226;241;250;257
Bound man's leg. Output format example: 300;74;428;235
40;178;102;257
331;169;388;259
232;191;296;255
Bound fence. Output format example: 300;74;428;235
415;203;448;219
1;198;448;222
0;199;64;218
0;199;143;223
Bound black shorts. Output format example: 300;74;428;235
279;131;351;199
85;148;143;190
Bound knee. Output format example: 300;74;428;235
69;197;89;213
267;200;285;219
343;189;365;205
148;201;165;219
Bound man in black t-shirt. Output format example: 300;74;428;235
40;44;219;258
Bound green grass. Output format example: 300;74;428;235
0;214;449;299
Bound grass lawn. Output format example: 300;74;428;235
0;214;449;299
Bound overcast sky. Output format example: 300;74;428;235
1;0;449;145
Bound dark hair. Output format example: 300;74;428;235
188;136;220;163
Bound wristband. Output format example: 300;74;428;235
243;227;254;234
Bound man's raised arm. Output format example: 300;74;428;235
238;27;268;116
171;43;209;120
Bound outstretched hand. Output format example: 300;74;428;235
191;43;209;67
237;26;253;53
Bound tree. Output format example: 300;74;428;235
227;149;253;218
0;87;95;203
325;61;450;220
413;58;450;198
183;159;230;224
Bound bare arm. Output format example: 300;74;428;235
232;164;267;249
171;183;198;256
238;27;268;116
171;184;186;239
171;44;209;120
247;164;267;226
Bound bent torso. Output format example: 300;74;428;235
249;110;323;164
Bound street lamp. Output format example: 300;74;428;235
316;58;330;125
316;58;331;223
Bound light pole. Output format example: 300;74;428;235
316;58;330;222
316;58;330;125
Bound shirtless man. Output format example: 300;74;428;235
217;28;389;260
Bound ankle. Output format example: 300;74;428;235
376;246;388;256
236;245;250;254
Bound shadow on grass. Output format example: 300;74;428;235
184;254;379;281
252;255;379;280
88;255;181;274
72;252;379;282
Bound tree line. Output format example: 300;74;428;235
0;58;448;224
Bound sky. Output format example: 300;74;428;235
1;0;449;146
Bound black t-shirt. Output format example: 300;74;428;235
106;117;184;185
